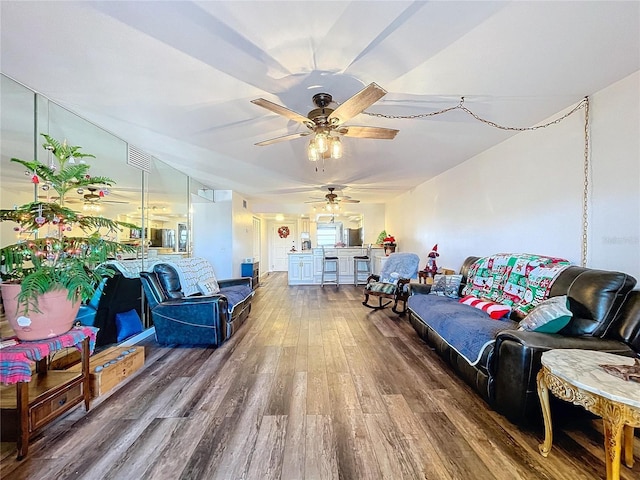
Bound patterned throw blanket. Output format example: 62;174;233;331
462;253;570;316
0;326;98;384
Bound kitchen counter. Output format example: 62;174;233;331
288;247;387;285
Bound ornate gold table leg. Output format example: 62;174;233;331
602;416;624;480
622;425;634;469
537;369;553;457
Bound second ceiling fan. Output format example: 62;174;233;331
251;83;399;160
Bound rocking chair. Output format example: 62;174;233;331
362;252;420;315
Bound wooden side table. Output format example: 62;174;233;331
537;349;640;480
0;327;96;459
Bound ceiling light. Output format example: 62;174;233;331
330;136;342;159
315;132;328;153
307;133;342;161
307;139;320;162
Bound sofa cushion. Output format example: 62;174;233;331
220;284;254;314
459;295;511;319
517;295;572;333
408;294;518;365
429;274;463;298
153;263;184;299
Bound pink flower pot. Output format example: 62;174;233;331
0;283;80;341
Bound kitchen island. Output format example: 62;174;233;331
288;247;387;285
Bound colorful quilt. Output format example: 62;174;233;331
462;253;570;316
0;326;98;384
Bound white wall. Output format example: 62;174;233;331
386;71;640;281
232;193;254;277
192;196;233;279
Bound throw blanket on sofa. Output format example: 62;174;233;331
109;258;217;297
161;257;217;297
462;253;570;316
408;294;518;365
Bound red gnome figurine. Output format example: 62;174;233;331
426;244;439;277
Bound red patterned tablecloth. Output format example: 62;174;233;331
0;326;98;384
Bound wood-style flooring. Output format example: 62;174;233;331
1;272;639;479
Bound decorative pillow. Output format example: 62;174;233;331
429;274;463;298
459;295;512;320
198;277;220;295
115;309;144;342
517;295;572;333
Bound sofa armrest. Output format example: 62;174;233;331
409;283;432;295
218;277;252;289
490;330;636;424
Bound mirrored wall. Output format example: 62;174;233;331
0;74;192;327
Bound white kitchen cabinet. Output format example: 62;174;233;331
288;253;314;285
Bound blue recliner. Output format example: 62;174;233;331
140;263;253;346
362;252;420;315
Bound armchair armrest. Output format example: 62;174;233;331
409;283;432;295
364;274;380;284
153;295;228;325
218;277;252;289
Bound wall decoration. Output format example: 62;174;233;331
278;226;290;238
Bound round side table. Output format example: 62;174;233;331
537;349;640;480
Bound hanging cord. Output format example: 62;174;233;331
363;96;589;131
364;95;591;265
581;97;590;267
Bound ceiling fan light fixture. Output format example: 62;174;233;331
307;139;320;162
330;136;342;159
315;132;328;153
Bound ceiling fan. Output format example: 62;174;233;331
305;187;360;205
68;187;129;205
251;83;399;159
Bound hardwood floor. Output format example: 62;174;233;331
1;272;639;479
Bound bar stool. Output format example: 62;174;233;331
353;244;372;286
321;246;339;288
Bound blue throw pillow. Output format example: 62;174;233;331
115;309;144;342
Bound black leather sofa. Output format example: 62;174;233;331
140;263;253;346
408;255;639;425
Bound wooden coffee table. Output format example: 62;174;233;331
537;349;640;480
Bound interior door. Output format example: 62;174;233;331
270;221;296;271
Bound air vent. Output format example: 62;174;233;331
127;145;151;172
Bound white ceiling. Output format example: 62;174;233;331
1;1;639;211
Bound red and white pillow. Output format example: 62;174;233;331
459;295;511;320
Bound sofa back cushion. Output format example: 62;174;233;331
549;266;637;336
606;290;640;352
153;263;184;299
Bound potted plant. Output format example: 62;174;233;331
0;134;137;341
376;230;388;246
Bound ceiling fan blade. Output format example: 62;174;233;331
328;83;387;126
339;125;399;140
251;98;311;125
255;131;311;146
339;199;360;203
